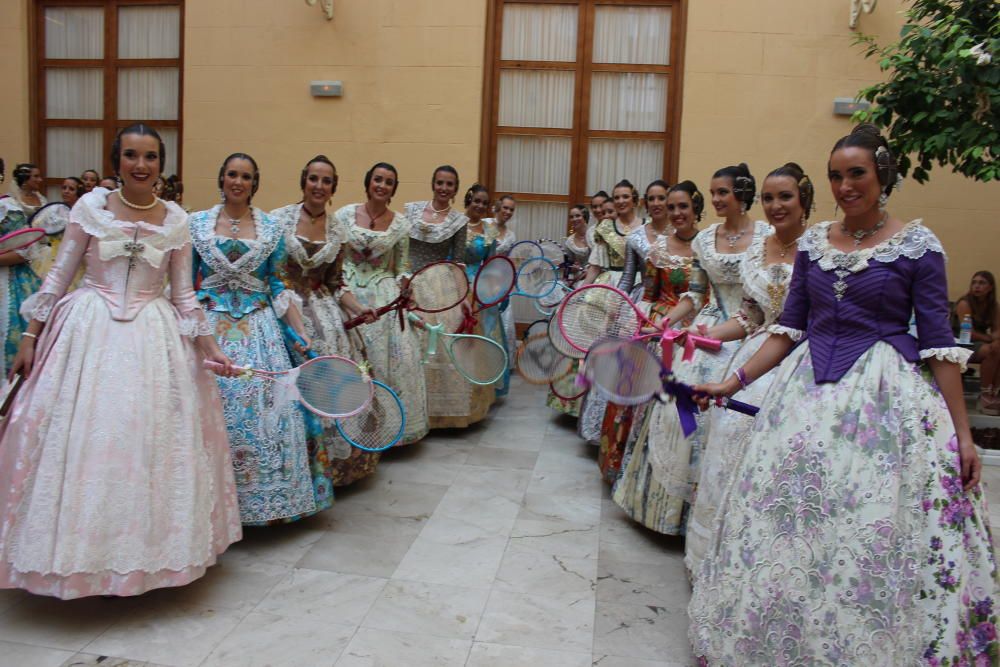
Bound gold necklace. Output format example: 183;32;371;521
774;234;800;258
117;189;158;210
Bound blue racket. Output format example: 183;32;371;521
335;380;406;451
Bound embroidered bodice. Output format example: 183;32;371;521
776;220;966;383
734;234;795;334
618;224;661;293
20;189;209;334
271;203;346;298
190;205;295;319
0;193;47;223
644;235;695;323
463;224;497;281
563;235;590;265
404;202;467;272
587;218;630;270
686;220;770;319
338;204;412;289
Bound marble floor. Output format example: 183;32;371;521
0;378;997;667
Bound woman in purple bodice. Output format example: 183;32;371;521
689;125;997;665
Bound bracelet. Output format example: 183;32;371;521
21;332;37;340
735;367;750;389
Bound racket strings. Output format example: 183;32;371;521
516;334;573;384
515;258;558;298
559;288;639;351
337;383;404;451
547;315;584;360
411;263;468;312
585;339;663;405
450;336;507;385
295;357;371;417
475;258;515;306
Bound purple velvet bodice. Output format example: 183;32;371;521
776;221;956;383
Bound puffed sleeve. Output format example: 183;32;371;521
19;220;90;322
913;249;971;369
170;242;213;337
267;236;303;318
770;249;810;341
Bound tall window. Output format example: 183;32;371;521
482;1;684;237
33;1;184;200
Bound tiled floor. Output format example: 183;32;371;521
0;378;997;667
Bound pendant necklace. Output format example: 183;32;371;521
365;204;386;230
841;212;887;248
724;222;748;249
224;209;247;236
775;235;799;258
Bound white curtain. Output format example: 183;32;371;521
496;136;571;195
118;6;181;59
119;68;180;120
590;72;667;132
44;7;103;59
501;4;578;62
46;69;103;120
499;70;575;129
507;202;571;323
46;128;103;180
158;128;179;177
593;6;672;65
586;139;664;196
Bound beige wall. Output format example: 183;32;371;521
1;0;996;294
183;0;489;213
678;0;1000;294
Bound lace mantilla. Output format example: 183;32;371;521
804;220;942;273
270;204;344;271
919;346;972;372
404;202;467;243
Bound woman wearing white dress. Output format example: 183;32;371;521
0;125;241;598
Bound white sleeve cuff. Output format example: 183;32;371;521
920;346;973;372
271;289;303;318
177;311;215;338
767;324;804;342
19;292;58;323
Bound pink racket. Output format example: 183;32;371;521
204;354;373;419
0;228;46;254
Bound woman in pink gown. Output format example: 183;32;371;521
0;125;242;599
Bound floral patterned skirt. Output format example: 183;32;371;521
546;361;582;417
689;342;999;666
209;308;317;526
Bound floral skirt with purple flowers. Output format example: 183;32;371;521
689;341;998;666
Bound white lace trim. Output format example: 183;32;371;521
271;289;303;318
177;313;215;338
404;202;468;243
804;220;942;274
919;346;972;372
648;235;695;270
74;189;190;252
190;206;280;278
20;292;56;323
270;204;344;271
768;324;804;341
337;205;411;259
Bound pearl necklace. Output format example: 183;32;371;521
117;189;158;211
428;202;451;222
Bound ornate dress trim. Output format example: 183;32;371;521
404;201;468;243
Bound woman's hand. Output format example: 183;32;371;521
203;347;238;378
292;331;312;355
958;436;982;491
692;375;741;410
342;292;380;325
9;338;35;379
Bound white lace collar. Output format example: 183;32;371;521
189;205;280;276
803;219;942;273
693;220;770;265
404;201;468;243
73;187;190;251
270;203;343;271
337;204;410;259
648;234;694;269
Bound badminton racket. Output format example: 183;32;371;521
343;260;468;331
547;312;585;360
534;279;571;318
523;318;549;339
28;202;71;235
582;337;758;437
0;228;46;254
548;370;587;401
515;332;574;385
408;312;508;385
335;380;406;451
203;351;373;419
505;240;543;266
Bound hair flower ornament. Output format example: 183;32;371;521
968;42;992;66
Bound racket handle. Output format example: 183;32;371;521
202;360;248;374
720;396;759;417
344;301;398;330
283;323;318;359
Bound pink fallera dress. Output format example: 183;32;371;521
0;189;241;599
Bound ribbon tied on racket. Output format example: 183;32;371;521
657;329;722;371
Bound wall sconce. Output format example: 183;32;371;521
833;97;871;116
311;81;343;97
305;0;333;20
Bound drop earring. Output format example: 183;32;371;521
878;192;888;212
219;189;226;204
